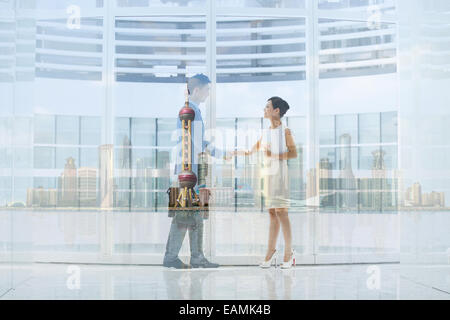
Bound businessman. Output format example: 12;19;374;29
163;74;222;269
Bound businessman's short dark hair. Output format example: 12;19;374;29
187;74;211;95
268;96;290;118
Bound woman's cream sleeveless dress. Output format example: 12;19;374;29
260;123;290;209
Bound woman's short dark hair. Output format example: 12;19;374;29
268;96;290;118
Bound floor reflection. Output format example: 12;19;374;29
1;264;449;300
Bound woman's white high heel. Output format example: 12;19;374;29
260;250;278;268
281;250;296;269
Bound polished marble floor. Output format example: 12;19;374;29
1;263;449;300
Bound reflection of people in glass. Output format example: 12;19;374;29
227;97;297;268
163;74;221;269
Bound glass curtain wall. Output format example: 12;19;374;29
111;6;208;262
0;0;35;294
212;11;312;264
398;0;450;269
316;7;399;263
8;0;444;266
0;0;14;297
28;1;105;261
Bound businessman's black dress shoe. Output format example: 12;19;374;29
163;258;191;269
190;258;220;268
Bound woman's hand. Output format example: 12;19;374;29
264;149;272;158
264;145;273;159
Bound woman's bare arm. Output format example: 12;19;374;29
225;137;262;159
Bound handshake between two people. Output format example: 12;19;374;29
224;145;276;161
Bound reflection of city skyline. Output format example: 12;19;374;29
8;113;447;212
27;156;98;208
308;135;447;211
404;182;445;209
308;133;397;211
16;140;450;212
3;110;401;209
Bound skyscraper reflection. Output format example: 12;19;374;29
99;145;114;209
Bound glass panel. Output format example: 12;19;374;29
359;146;379;170
116;0;206;7
13;117;33;146
36;13;103;81
115;117;130;146
216;17;306;83
381;111;397;143
320;147;337;170
318;0;397;15
80;116;101;146
214;118;236;210
14;147;32;169
319;16;397;79
35;0;103;9
13;177;32;204
0;118;12;146
320;115;335;145
359;113;380;144
131;118;156;146
113;14;206;256
336;114;358;145
80;147;98;168
156;118;176;211
56;116;79;145
217;0;305;8
34;147;55;169
0;0;104;281
382;145;397;171
114;16;206;82
214;15;311;262
34;115;55;144
287;116;307;211
318;18;399;261
236;118;262;210
0;148;13;169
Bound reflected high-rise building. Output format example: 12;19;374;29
133;158;146;208
99;145;114;209
433;192;445;207
371;149;387;210
144;167;157;209
59;157;78;207
403;180;446;209
306;167;319;206
338;134;357;209
318;158;334;207
318;158;332;191
78;167;97;207
117;135;132;207
411;182;422;206
421;191;445;207
359;149;396;211
372;150;386;178
338;134;355;177
27;186;57;207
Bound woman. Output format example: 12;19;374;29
226;97;298;268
